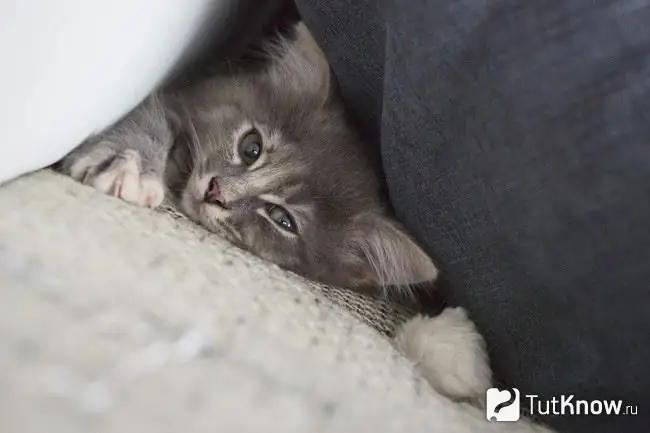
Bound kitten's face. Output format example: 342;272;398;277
176;26;437;291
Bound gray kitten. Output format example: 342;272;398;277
56;26;561;429
57;23;437;293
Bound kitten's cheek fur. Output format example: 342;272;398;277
201;205;232;225
179;189;198;220
179;175;210;220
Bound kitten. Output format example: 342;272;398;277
56;23;554;430
57;23;437;293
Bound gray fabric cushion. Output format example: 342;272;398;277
296;1;650;432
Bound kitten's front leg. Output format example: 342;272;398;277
57;94;173;208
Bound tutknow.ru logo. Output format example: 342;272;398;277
486;388;638;422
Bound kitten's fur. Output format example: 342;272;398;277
57;21;554;431
58;23;437;293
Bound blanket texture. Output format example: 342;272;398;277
0;171;547;433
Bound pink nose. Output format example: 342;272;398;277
203;177;225;206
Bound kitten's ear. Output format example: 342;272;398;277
346;213;439;290
268;23;331;106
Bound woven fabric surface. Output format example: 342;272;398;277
0;170;549;433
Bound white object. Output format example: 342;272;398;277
0;0;226;184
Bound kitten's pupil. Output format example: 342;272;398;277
239;130;262;165
266;204;296;233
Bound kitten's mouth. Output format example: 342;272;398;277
180;188;238;242
180;173;234;234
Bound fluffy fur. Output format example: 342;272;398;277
57;23;437;293
394;310;556;431
394;308;492;401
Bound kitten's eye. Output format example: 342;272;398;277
265;204;297;233
238;129;263;166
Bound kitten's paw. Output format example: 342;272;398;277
68;146;165;208
394;307;492;400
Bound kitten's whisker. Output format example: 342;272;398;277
176;103;202;166
185;115;202;163
208;220;242;245
168;182;188;194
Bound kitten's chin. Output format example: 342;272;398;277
179;177;241;245
180;188;236;236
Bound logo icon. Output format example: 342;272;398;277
486;387;521;422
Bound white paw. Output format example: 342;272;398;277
70;147;165;208
394;307;492;400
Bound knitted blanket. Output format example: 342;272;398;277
0;171;548;433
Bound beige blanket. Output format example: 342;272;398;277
0;171;549;433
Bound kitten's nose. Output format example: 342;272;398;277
203;177;226;207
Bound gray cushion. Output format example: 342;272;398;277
296;1;650;431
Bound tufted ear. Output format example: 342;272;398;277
267;23;331;106
346;213;438;291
